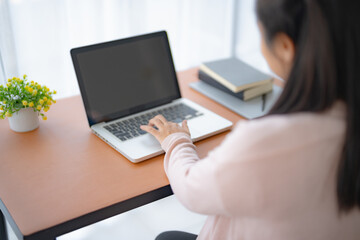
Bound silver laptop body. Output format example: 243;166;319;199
71;31;232;163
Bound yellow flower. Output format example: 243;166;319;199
28;87;33;93
53;100;56;103
42;116;47;120
37;85;41;90
6;83;11;87
5;112;12;117
53;90;57;94
39;99;44;105
22;100;28;106
37;105;42;110
7;79;11;82
0;106;3;111
12;77;16;80
47;100;52;105
23;74;27;79
44;107;49;112
28;102;34;107
2;101;6;104
31;81;34;84
33;89;38;95
43;97;48;101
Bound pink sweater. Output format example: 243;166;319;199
161;102;360;240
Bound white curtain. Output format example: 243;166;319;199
0;0;18;83
0;51;5;84
2;0;267;99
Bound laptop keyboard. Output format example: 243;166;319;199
103;103;203;141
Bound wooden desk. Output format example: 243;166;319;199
0;68;244;240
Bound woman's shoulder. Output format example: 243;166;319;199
228;101;346;150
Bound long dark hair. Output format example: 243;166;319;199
256;0;360;212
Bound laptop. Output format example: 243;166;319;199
70;31;233;163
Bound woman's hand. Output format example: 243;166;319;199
140;115;190;144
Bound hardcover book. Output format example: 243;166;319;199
199;70;273;101
199;57;273;93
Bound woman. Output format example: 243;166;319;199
141;0;360;239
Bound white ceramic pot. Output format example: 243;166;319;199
8;108;39;132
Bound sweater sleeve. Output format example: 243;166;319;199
161;118;282;217
160;117;298;217
160;118;284;217
161;132;227;215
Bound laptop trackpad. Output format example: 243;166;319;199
140;134;162;148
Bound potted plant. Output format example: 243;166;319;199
0;75;57;132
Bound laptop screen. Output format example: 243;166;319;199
71;31;181;126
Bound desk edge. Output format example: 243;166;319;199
24;185;172;240
0;198;24;240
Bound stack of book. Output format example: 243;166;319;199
198;58;273;101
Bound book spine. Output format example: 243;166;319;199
198;70;244;100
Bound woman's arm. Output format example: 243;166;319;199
160;132;227;215
141;114;289;216
140;115;230;215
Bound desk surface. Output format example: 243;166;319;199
0;68;244;239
